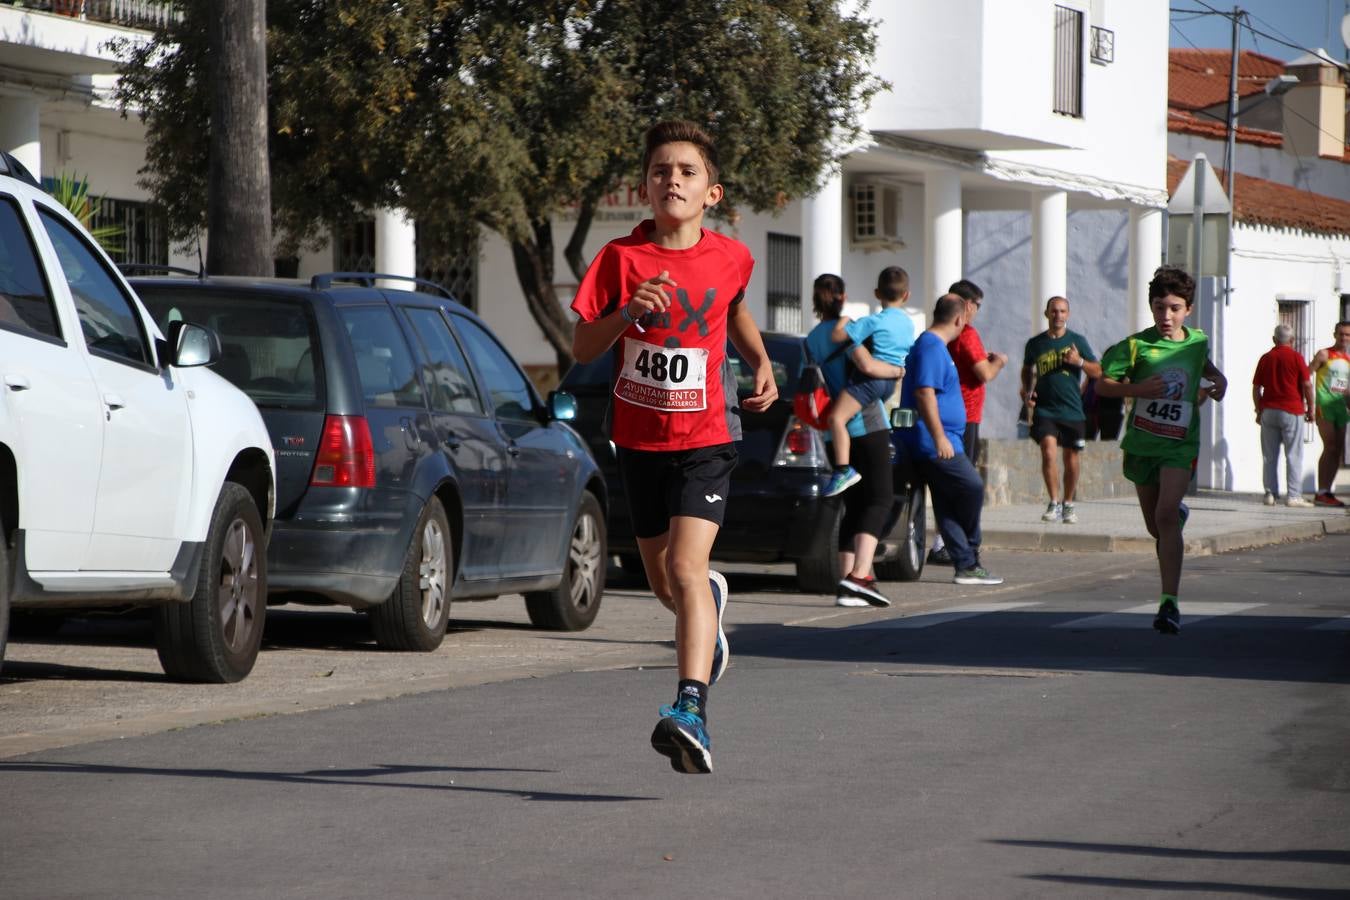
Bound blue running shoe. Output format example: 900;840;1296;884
709;570;729;685
823;466;861;498
650;697;712;774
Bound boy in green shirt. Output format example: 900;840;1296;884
1097;267;1228;634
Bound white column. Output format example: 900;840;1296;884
1127;206;1163;332
374;207;416;289
1030;189;1067;329
0;98;41;178
923;170;962;306
801;169;843;320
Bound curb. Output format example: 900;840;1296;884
981;515;1350;555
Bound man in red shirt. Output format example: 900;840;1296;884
928;279;1008;564
1252;324;1314;506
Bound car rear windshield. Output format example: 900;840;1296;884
138;288;322;409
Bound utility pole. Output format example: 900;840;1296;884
1222;7;1242;308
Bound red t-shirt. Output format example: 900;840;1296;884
947;324;987;424
570;221;754;451
1252;344;1310;416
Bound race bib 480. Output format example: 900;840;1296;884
615;340;709;412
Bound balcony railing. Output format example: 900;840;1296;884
1;1;179;30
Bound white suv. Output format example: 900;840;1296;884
0;151;275;683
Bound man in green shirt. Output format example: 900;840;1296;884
1097;266;1228;635
1021;296;1101;524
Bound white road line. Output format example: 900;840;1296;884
1311;616;1350;631
1054;601;1262;630
858;602;1042;629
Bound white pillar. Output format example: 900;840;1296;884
0;98;41;178
1030;189;1067;329
1127;206;1163;332
923;170;962;307
801;169;843;320
374;207;416;289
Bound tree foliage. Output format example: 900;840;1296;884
115;0;883;367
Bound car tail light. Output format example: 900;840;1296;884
773;416;828;469
310;415;376;488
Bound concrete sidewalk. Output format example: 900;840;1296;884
977;489;1350;555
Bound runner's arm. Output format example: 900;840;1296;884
1202;358;1228;402
572;271;674;363
1096;373;1165;399
727;301;778;412
1019;363;1036;407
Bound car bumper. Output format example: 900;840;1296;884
267;492;416;607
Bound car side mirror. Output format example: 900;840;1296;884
166;320;221;368
547;390;578;422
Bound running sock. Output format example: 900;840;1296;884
1159;593;1178;609
677;679;708;717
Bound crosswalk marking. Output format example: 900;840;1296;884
1311;615;1350;631
860;602;1042;630
1053;602;1262;630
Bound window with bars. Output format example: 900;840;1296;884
1277;299;1316;446
1053;5;1084;118
333;218;478;310
89;197;168;267
765;232;802;334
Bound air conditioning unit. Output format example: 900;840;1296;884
850;180;904;248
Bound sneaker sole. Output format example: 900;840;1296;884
1153;617;1180;635
838;579;891;607
953;573;1005;585
835;595;871;608
710;570;729;685
650;718;712;774
823;472;862;497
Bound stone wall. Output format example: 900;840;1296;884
978;437;1133;507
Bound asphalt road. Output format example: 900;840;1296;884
2;537;1348;899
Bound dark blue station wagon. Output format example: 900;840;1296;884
130;272;607;651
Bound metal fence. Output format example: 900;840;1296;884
2;1;179;30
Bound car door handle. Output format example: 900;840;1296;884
4;375;30;391
506;443;520;457
103;392;126;410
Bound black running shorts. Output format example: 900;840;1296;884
616;443;739;539
1029;414;1086;450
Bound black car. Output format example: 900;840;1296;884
559;331;925;591
129;271;608;650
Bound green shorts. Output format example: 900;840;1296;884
1317;399;1350;428
1123;451;1196;487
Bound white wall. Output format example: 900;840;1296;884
1169;131;1350;201
1207;224;1350;494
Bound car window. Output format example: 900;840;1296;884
37;207;150;366
730;338;797;395
337;305;424;408
138;288;322;409
451;314;536;422
0;197;61;341
402;306;484;416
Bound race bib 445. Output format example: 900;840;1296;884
615;340;708;412
1133;398;1192;440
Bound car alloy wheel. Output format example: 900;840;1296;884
219;517;262;654
417;516;448;629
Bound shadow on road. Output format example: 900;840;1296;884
991;839;1350;865
1020;873;1346;898
0;760;658;803
727;610;1350;685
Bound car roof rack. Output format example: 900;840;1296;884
0;150;42;190
310;271;455;300
118;263;204;279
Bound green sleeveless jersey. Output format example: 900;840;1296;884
1100;326;1210;459
1313;347;1350;410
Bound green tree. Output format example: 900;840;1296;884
115;1;882;369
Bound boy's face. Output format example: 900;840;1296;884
1150;293;1191;338
639;141;722;226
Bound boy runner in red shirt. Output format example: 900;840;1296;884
570;121;777;774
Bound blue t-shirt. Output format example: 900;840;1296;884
899;330;966;459
844;306;914;367
803;320;885;439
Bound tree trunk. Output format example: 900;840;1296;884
509;219;575;374
206;0;272;276
563;194;599;284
